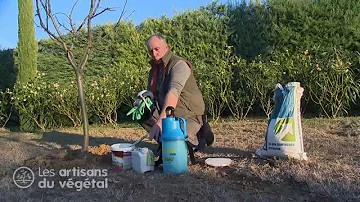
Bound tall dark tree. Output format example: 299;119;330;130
18;0;38;130
18;0;37;83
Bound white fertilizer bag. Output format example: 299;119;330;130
256;82;308;160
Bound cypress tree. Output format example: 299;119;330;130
18;0;38;130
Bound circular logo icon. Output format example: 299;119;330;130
13;166;35;188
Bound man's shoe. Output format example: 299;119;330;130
196;135;206;152
202;122;215;147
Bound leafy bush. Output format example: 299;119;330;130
307;50;360;118
0;89;13;128
247;56;282;118
13;73;70;130
226;53;254;119
0;49;16;91
227;0;269;62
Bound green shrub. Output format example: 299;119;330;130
226;52;254;120
307;50;360;118
0;88;13;128
13;73;71;130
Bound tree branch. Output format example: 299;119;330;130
79;0;95;73
93;7;116;18
69;0;80;32
92;0;102;16
36;0;61;42
75;0;99;33
54;14;72;34
124;9;136;21
69;0;81;50
114;0;129;29
76;16;89;33
44;0;65;39
38;0;49;29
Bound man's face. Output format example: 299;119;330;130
147;37;168;61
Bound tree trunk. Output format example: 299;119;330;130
76;72;89;151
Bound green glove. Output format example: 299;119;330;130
126;97;153;121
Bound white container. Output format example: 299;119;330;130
131;148;155;173
110;143;133;170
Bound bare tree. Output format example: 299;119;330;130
35;0;129;151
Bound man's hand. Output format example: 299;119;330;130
149;124;161;142
149;91;178;142
156;121;162;133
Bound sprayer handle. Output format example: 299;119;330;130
178;117;187;138
165;106;175;117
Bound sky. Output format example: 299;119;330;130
0;0;230;49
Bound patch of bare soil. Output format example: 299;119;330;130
0;118;359;202
88;144;111;155
23;145;112;171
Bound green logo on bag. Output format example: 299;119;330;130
274;118;296;142
281;132;296;142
